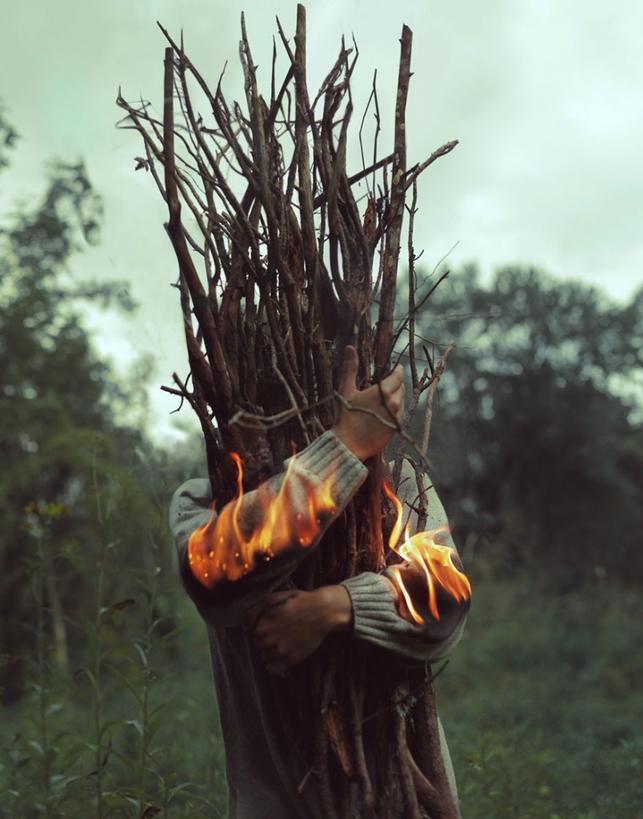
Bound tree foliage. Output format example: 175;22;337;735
0;102;19;171
414;265;643;589
0;133;166;703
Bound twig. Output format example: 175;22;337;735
421;345;453;456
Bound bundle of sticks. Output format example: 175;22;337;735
117;5;458;816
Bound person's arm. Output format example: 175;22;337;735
339;468;470;663
338;572;468;664
169;344;404;630
169;428;369;628
252;464;470;672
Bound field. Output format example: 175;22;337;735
3;557;641;818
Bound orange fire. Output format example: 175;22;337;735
188;450;471;624
187;451;339;589
382;480;471;623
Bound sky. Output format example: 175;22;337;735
1;0;641;440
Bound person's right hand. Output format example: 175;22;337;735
331;345;405;461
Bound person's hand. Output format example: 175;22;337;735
386;560;471;640
248;586;352;675
331;345;405;461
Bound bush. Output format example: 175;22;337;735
438;577;643;818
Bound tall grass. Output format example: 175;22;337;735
438;575;643;819
0;491;226;818
3;499;641;817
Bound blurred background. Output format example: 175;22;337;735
1;1;641;817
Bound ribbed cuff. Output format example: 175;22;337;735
285;428;369;510
339;571;401;641
340;570;469;664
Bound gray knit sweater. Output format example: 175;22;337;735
169;429;468;818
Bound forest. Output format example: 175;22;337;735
1;101;642;818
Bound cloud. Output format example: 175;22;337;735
2;0;641;436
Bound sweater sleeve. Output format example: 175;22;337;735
339;459;470;663
168;429;368;628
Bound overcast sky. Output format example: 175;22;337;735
2;0;641;439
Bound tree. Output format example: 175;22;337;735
0;101;19;170
0;118;170;702
413;265;643;589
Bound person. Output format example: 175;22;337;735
168;345;469;818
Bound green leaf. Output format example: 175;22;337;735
28;740;44;756
132;642;148;668
126;719;143;737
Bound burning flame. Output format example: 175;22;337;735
382;480;471;623
188;450;338;589
188;447;471;625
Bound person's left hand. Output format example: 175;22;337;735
386;559;471;641
248;586;352;675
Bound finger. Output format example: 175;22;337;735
382;365;404;391
262;642;288;667
338;345;358;398
246;592;288;631
377;381;404;414
253;605;286;634
255;633;279;656
252;627;269;649
255;592;297;622
392;382;405;418
266;591;299;605
244;601;267;631
252;620;269;641
390;380;405;400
